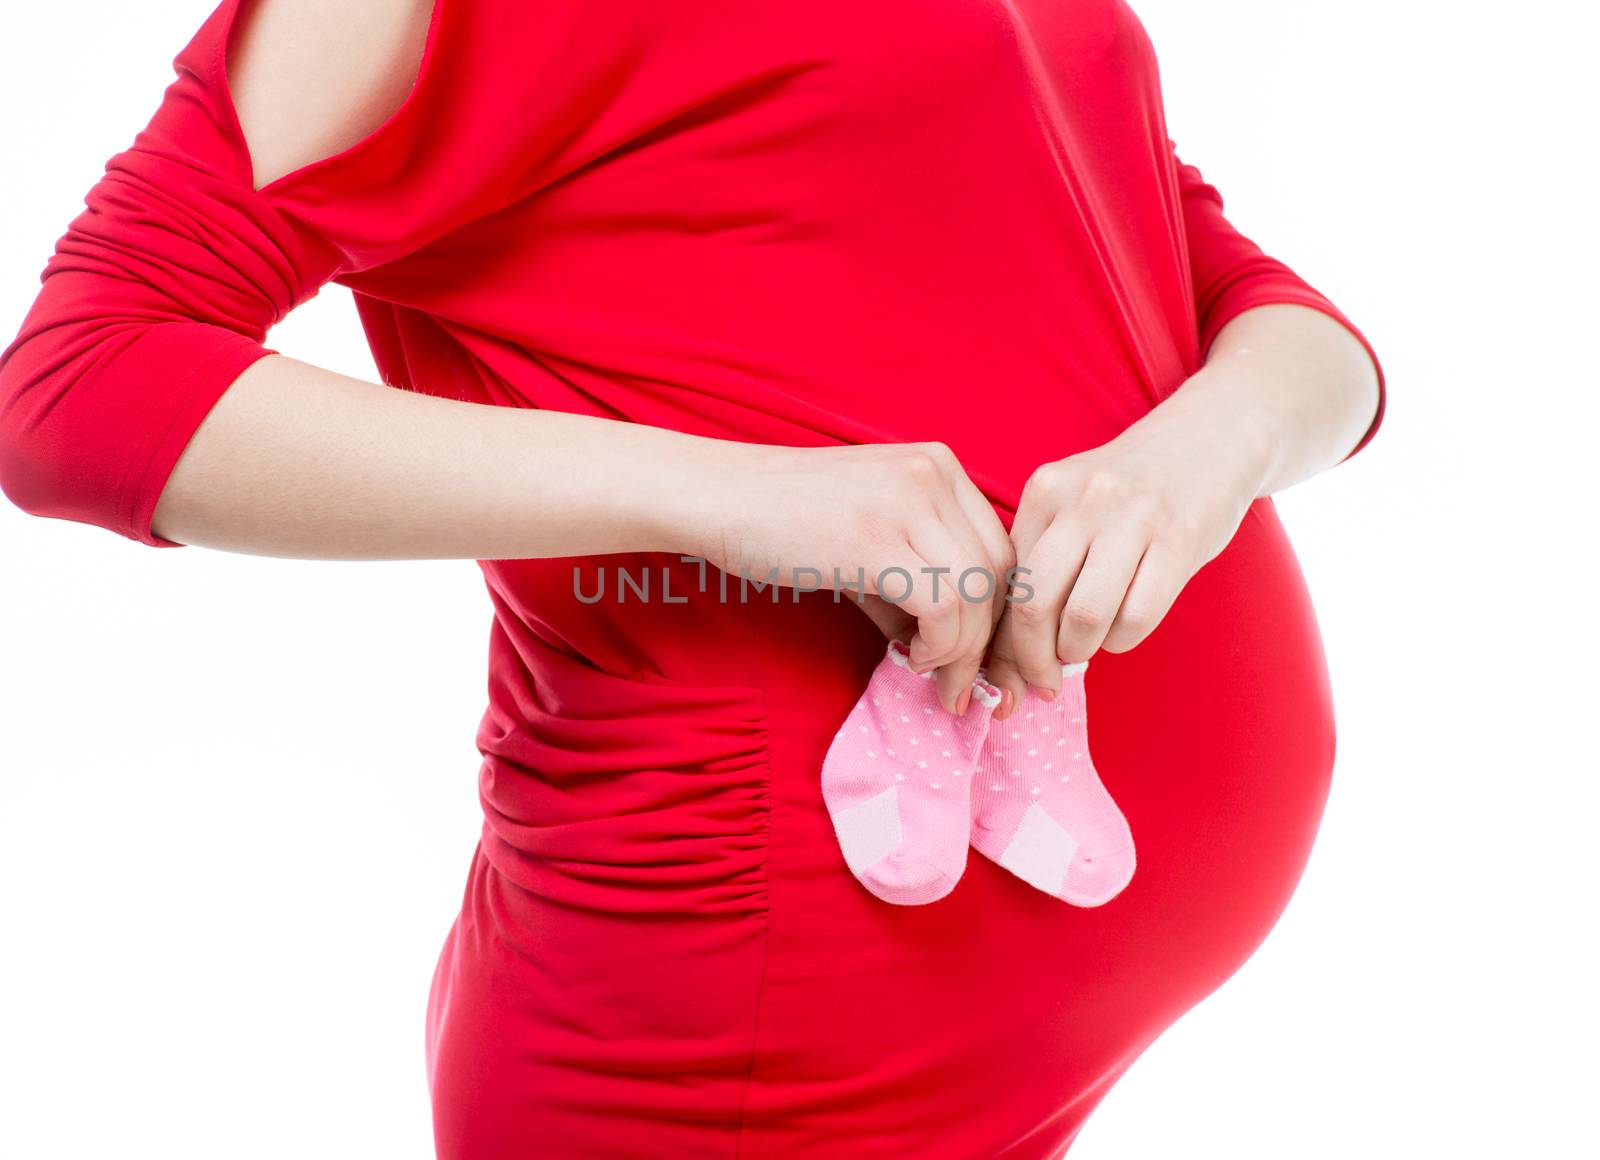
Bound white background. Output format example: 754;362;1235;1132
2;2;1595;1157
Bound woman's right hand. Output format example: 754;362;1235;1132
679;440;1014;714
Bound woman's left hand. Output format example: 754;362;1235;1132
981;303;1382;717
983;400;1267;716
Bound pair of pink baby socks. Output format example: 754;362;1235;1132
821;640;1135;907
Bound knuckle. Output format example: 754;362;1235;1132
900;450;942;487
1124;492;1163;530
1116;603;1156;634
1063;598;1106;630
1019;658;1059;684
1166;509;1206;552
1007;596;1048;627
1026;460;1072;500
1080;469;1129;509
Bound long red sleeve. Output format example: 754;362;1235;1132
1171;142;1386;457
0;8;341;547
0;0;547;550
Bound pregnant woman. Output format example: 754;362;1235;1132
0;0;1384;1155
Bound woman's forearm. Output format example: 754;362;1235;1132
1127;302;1382;499
980;302;1381;698
152;352;1022;707
152;352;1018;707
152;354;740;560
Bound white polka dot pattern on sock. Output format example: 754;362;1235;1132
968;660;1135;907
819;640;1000;905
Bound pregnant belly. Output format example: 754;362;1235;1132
451;497;1337;1152
744;491;1337;949
704;495;1338;1147
476;494;1333;927
1080;495;1337;994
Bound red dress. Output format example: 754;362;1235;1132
0;1;1384;1155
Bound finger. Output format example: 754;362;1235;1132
888;533;968;683
891;565;960;674
935;650;984;715
907;514;991;710
1006;519;1091;697
1057;530;1148;663
944;469;1015;631
926;485;1006;705
984;612;1028;720
1008;475;1055;563
1100;539;1189;654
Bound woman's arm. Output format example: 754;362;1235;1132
152;352;728;559
1137;301;1382;497
0;0;1011;711
156;353;1009;710
977;135;1386;714
982;301;1381;713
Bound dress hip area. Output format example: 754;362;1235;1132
0;0;1384;1154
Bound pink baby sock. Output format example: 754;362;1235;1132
969;661;1135;906
822;640;1001;905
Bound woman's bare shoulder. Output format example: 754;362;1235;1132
228;0;434;191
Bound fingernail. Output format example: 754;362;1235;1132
1036;686;1057;701
956;687;972;715
998;688;1014;717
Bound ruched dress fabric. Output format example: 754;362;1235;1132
0;1;1385;1155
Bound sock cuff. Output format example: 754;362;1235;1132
886;639;932;677
886;640;1002;708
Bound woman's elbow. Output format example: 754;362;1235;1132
0;313;159;541
0;336;96;530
